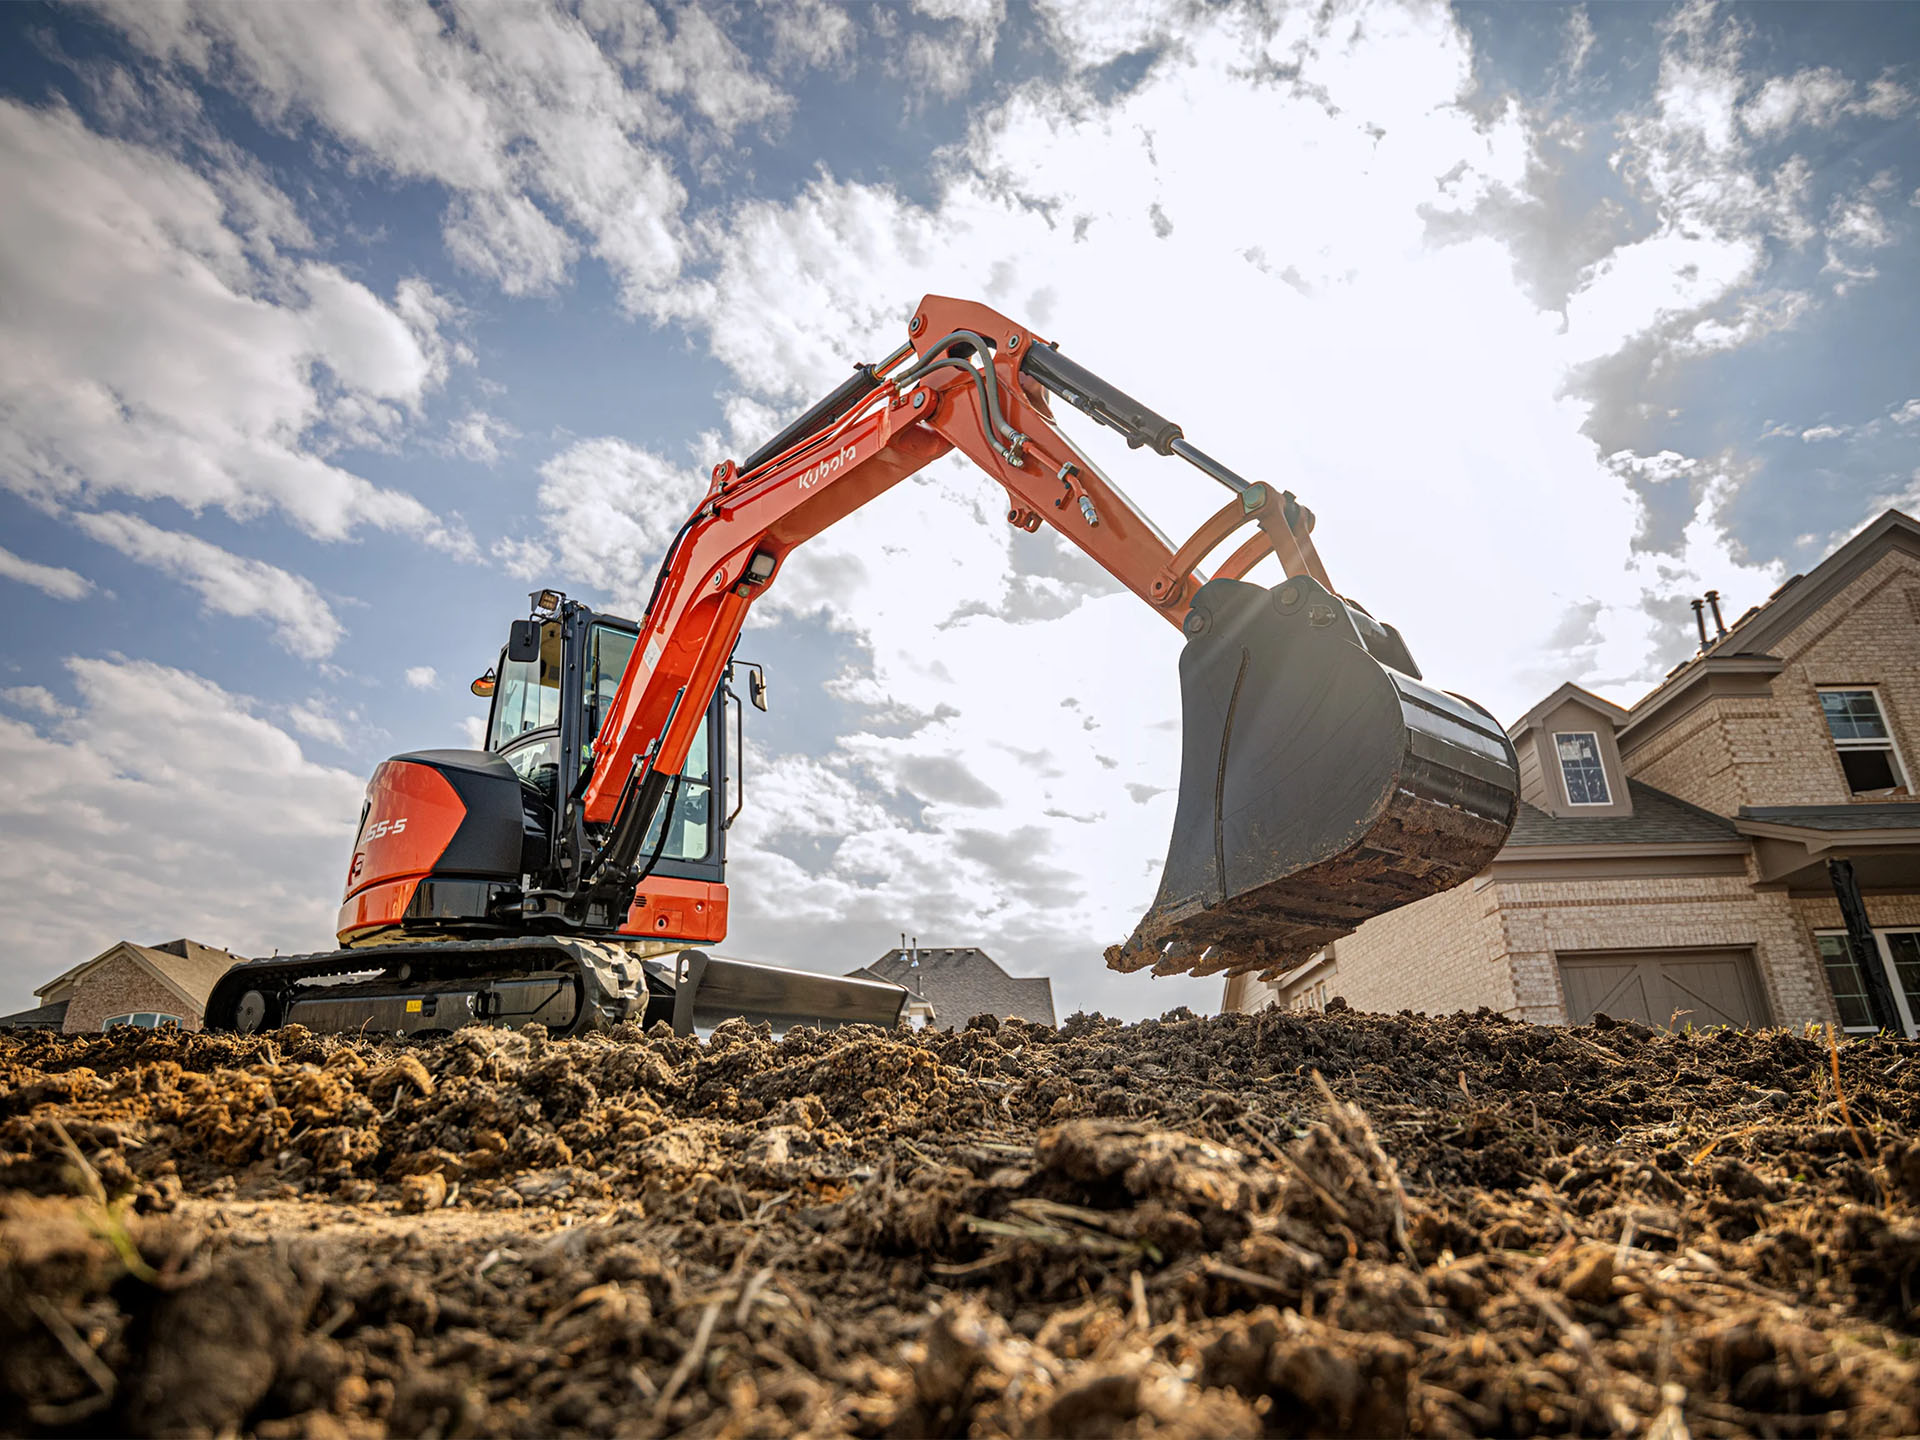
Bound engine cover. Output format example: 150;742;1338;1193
336;749;549;943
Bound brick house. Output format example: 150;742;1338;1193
849;944;1057;1028
1224;508;1920;1035
0;939;239;1033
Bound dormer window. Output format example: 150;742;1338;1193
1554;732;1611;806
1819;688;1906;794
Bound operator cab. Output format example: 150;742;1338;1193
478;594;725;885
336;590;739;946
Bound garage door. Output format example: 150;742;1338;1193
1558;948;1771;1030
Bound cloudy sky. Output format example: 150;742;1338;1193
1;0;1916;1019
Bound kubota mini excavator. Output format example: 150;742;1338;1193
205;295;1519;1038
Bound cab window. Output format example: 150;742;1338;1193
642;718;713;863
587;624;638;744
488;621;563;749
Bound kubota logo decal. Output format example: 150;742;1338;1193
796;444;857;490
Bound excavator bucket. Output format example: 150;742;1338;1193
1108;574;1518;981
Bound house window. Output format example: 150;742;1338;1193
1819;688;1906;793
101;1012;182;1030
1816;929;1920;1037
1815;935;1877;1031
1554;732;1612;805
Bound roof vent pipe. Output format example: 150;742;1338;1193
1691;597;1710;649
1704;589;1728;638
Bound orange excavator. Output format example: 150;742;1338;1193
206;295;1518;1037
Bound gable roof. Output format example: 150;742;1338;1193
1628;508;1920;715
35;938;238;1014
1507;682;1631;739
1695;508;1920;659
852;946;1057;1028
1505;779;1746;849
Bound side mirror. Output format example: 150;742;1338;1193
749;670;768;712
507;620;539;663
470;668;497;698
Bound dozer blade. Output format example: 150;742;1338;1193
1108;575;1518;982
648;951;910;1034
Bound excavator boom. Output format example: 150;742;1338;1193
582;294;1518;982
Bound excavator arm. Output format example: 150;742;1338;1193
580;295;1519;983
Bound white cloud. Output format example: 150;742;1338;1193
443;192;578;296
404;666;439;690
0;657;367;1011
286;698;348;748
766;0;858;73
1822;177;1898;290
445;409;520;464
0;544;93;601
72;511;345;659
0;98;471;552
904;0;1007;101
1561;7;1597;80
521;437;709;608
97;0;788;311
1739;65;1915;135
1892;399;1920;425
1;686;75;720
1800;424;1847;443
1739;66;1854;135
1033;0;1184;71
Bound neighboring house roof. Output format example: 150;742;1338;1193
851;946;1057;1028
0;1000;68;1028
1737;803;1920;832
1506;780;1745;849
34;938;237;1014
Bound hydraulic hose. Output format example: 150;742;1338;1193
898;330;1027;461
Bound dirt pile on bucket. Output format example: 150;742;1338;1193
3;1005;1918;1436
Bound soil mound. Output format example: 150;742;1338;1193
3;1006;1917;1436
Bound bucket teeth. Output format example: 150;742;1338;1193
1117;575;1518;981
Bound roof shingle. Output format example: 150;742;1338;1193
1506;780;1744;848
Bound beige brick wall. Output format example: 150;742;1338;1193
1313;877;1511;1017
1626;551;1920;812
62;954;202;1033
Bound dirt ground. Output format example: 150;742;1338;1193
3;1002;1918;1438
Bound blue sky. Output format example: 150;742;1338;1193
1;0;1915;1017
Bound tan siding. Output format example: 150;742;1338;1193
1516;736;1545;811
